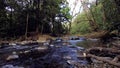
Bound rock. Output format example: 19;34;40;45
79;37;86;40
50;44;54;47
19;41;27;45
68;36;84;46
67;60;76;64
87;38;99;41
35;46;48;51
43;42;49;46
55;37;63;42
2;65;14;68
0;44;9;49
63;55;72;60
67;60;86;67
46;38;53;44
0;38;89;68
2;65;24;68
9;43;17;46
91;57;112;63
1;42;9;45
6;54;19;61
12;45;21;49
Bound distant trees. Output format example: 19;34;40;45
71;0;120;36
0;0;71;39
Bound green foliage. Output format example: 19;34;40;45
71;22;91;34
71;0;120;35
71;13;91;34
90;4;105;30
90;0;120;31
60;6;72;19
91;0;120;32
101;0;120;32
0;0;71;38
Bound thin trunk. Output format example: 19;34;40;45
25;13;29;39
36;0;41;34
41;23;44;34
10;8;13;27
50;18;53;33
69;22;71;33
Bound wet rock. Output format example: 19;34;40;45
9;43;17;46
0;42;9;45
68;36;85;46
18;41;38;45
63;55;72;60
0;39;89;68
0;43;9;49
79;37;86;40
6;54;19;61
91;57;112;63
43;42;49;46
46;38;53;44
35;46;48;51
2;65;24;68
55;37;63;42
87;38;99;41
2;65;14;68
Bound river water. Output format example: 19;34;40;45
0;37;101;68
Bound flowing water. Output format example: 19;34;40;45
0;37;103;68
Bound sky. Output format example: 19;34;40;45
67;0;95;16
67;0;82;16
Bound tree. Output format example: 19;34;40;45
0;0;71;39
71;0;120;36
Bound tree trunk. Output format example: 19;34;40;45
10;8;13;26
25;13;29;39
36;0;42;34
41;23;44;34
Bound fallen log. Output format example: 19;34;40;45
86;47;120;53
87;54;120;67
112;55;120;62
85;47;120;57
112;43;120;48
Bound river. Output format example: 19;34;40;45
0;37;101;68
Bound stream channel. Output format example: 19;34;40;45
0;37;100;68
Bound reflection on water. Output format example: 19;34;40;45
67;36;102;48
76;39;103;48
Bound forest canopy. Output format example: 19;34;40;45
0;0;71;39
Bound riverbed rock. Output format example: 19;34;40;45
6;54;19;61
2;65;24;68
0;39;89;68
